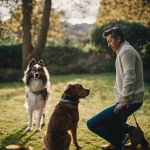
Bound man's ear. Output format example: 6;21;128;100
38;59;45;67
117;36;121;42
64;85;75;97
29;58;36;68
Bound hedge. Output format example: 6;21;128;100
0;44;22;69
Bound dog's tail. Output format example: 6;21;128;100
6;145;33;150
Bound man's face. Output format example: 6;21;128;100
106;34;121;52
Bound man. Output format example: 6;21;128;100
87;27;144;150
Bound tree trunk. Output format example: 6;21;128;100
22;0;33;72
22;0;52;73
26;0;52;63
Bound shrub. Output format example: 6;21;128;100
0;44;22;69
90;20;150;58
143;44;150;71
42;43;88;66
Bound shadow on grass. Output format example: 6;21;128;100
1;126;38;150
136;148;150;150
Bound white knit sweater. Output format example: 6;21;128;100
114;41;144;104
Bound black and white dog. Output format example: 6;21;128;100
23;58;51;131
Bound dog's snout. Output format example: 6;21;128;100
35;73;39;77
88;89;90;92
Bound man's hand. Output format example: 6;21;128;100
114;101;130;114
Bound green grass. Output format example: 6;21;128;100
0;73;150;150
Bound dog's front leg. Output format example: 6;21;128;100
41;109;45;126
71;124;82;149
35;108;43;131
26;108;33;131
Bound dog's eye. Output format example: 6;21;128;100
32;67;36;71
79;86;82;89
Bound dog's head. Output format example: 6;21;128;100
23;58;49;86
27;58;45;79
62;82;90;102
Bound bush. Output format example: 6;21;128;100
90;20;150;58
0;44;22;69
143;44;150;71
0;38;20;46
42;43;88;66
0;68;22;82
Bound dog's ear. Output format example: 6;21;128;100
64;85;75;97
29;58;36;68
38;59;45;67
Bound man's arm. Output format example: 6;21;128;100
115;50;136;113
121;50;136;100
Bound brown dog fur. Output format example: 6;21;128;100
43;82;90;150
101;125;149;150
126;125;149;148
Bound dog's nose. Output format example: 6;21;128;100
35;73;39;77
88;89;90;92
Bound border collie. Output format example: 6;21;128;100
23;58;51;131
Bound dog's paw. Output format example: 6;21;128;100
26;127;32;131
76;145;82;149
35;128;41;132
101;145;106;149
42;146;49;150
41;122;45;126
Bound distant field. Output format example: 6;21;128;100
0;73;150;150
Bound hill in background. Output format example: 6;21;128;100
63;22;93;45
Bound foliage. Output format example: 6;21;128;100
64;38;73;45
0;44;22;69
90;20;150;58
96;0;150;27
143;44;150;71
0;73;150;150
42;43;86;66
1;1;65;45
0;69;22;82
0;38;20;46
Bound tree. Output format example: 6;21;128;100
21;0;51;71
1;3;65;45
0;0;65;71
90;20;150;58
96;0;150;27
0;0;96;72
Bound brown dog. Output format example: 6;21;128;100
101;125;149;150
43;82;90;150
126;125;149;148
6;82;90;150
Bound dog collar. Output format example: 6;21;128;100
60;99;77;105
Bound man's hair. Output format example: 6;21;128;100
103;27;125;43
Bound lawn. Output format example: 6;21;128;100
0;73;150;150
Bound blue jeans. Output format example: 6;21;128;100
87;102;143;150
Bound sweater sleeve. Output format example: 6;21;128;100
121;50;136;101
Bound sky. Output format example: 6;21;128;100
0;0;100;25
52;0;100;24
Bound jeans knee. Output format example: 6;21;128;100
87;119;93;131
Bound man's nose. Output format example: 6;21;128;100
108;43;111;47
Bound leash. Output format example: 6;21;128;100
132;112;139;150
122;109;126;146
